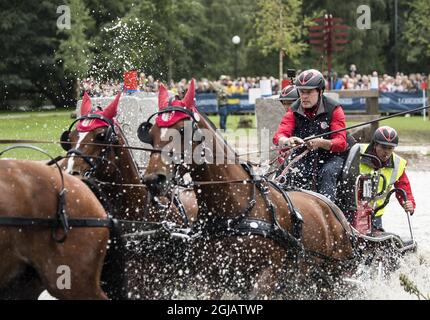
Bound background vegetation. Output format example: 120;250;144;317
1;0;430;109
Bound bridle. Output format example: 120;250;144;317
137;106;204;183
61;114;119;178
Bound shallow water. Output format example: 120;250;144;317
350;170;430;300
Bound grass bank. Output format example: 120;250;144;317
0;111;428;160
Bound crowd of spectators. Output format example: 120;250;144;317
80;73;281;97
329;64;429;92
80;77;122;97
80;67;430;98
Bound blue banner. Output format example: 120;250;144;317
339;92;427;113
195;92;427;114
195;93;255;114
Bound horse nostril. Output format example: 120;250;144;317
142;173;168;195
156;174;167;185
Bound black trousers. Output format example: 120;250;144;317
286;153;344;202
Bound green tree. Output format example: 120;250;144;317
0;1;72;109
105;0;211;82
401;0;430;71
301;0;393;75
56;0;95;99
84;0;134;29
254;0;307;82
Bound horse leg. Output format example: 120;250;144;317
37;258;108;300
100;226;128;300
248;265;282;300
31;232;109;300
0;245;44;300
0;266;44;300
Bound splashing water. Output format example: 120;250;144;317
349;170;430;300
90;17;157;81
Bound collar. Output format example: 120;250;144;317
362;144;394;169
294;96;325;118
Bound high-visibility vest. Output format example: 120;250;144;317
359;144;407;217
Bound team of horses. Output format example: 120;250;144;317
0;79;405;299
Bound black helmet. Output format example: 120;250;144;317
278;85;299;102
373;126;399;147
295;69;326;91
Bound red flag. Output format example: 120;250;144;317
123;71;138;91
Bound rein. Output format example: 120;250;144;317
274;149;310;185
0;139;163;154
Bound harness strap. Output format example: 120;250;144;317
242;162;302;238
173;194;190;227
268;181;304;240
52;188;69;243
0;217;113;228
66;149;94;169
0;217;166;234
200;217;304;256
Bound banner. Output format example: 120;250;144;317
193;92;427;114
248;88;262;104
339;92;427;113
259;79;272;97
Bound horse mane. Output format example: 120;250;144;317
113;124;143;182
198;112;239;162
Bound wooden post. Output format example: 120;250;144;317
366;91;379;134
330;90;380;142
428;89;430;121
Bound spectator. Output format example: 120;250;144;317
331;71;343;90
217;75;229;131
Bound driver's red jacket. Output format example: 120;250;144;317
272;105;347;153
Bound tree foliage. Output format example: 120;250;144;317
56;0;94;79
2;0;429;109
401;0;430;70
255;0;306;61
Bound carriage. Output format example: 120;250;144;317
270;141;418;287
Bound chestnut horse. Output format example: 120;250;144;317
0;158;110;299
140;79;359;299
60;91;198;299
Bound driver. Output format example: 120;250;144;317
360;126;416;231
273;69;351;202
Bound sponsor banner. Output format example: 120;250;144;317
194;92;427;114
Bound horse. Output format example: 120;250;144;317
0;158;111;299
59;91;198;299
140;79;359;299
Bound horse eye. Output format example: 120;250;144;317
95;132;106;141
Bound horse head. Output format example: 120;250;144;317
139;79;204;194
61;91;128;181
